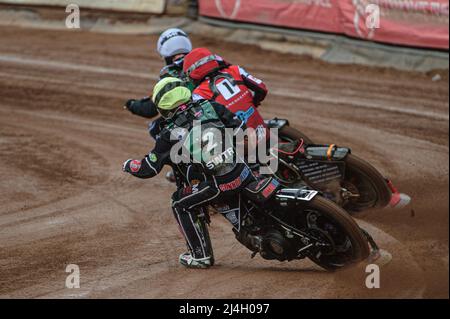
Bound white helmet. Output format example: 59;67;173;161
157;28;192;58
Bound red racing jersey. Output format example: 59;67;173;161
192;65;269;141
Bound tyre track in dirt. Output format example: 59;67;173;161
0;26;448;298
1;54;447;121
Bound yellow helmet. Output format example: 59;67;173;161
152;77;191;119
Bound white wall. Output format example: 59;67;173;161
0;0;166;14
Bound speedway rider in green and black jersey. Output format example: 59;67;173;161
122;77;256;269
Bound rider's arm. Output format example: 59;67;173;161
123;133;172;179
212;102;246;132
239;67;268;107
125;97;159;119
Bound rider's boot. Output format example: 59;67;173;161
386;179;411;209
179;253;212;269
389;192;411;209
172;206;215;269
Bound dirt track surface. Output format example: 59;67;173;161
0;26;448;299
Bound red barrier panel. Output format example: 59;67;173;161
199;0;449;49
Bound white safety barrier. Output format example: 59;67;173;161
0;0;166;14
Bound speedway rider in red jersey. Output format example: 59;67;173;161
183;48;269;142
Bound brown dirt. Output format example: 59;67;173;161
0;25;448;299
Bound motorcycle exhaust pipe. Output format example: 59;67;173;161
275;188;318;204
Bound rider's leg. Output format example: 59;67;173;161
171;181;220;268
186;165;208;185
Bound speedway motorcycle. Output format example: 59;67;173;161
171;164;372;270
265;119;393;213
206;176;371;271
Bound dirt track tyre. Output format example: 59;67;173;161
304;196;370;271
343;154;392;212
278;125;391;212
279;125;314;145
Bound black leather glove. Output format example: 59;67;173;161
122;159;132;172
124;99;137;111
124;97;159;119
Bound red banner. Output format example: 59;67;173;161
199;0;449;50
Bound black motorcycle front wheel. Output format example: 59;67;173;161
298;196;370;271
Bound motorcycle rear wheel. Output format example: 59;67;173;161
343;154;392;212
302;196;370;271
278;127;391;212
